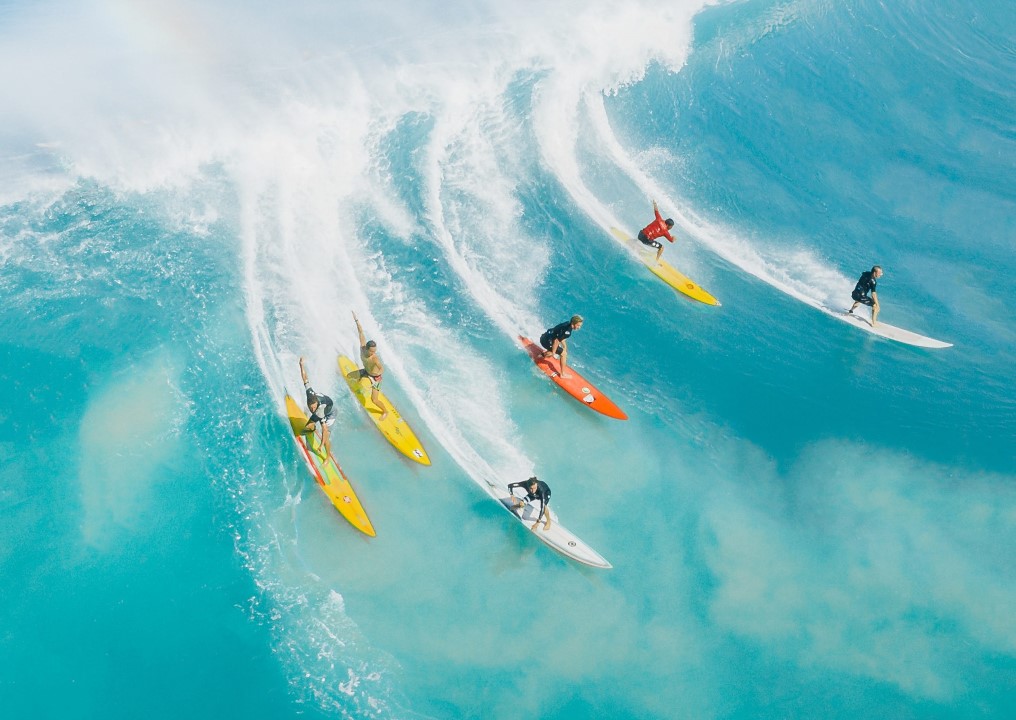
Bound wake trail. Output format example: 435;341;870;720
582;90;854;308
419;111;545;342
534;73;853;312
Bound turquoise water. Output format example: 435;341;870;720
1;1;1013;718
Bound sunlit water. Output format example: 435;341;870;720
2;1;1013;717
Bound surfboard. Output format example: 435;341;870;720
819;305;953;349
337;355;431;465
485;481;611;568
519;336;627;420
609;227;720;306
284;395;376;537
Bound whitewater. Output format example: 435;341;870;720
1;0;1013;718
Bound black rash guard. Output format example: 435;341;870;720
852;271;877;301
539;321;573;351
507;479;552;517
305;386;335;425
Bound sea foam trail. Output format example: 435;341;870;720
534;71;856;312
0;0;721;713
585;91;853;307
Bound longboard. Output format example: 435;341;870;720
284;395;376;537
337;355;431;465
819;305;952;349
609;227;720;306
485;481;611;568
519;336;627;420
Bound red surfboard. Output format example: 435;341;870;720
518;336;627;420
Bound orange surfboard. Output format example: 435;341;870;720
519;336;627;420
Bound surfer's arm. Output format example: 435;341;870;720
352;311;367;347
652;203;674;242
530;498;547;530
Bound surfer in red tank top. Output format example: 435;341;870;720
637;200;676;263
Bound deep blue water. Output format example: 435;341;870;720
1;1;1013;718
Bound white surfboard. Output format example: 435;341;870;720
480;482;611;569
819;305;952;349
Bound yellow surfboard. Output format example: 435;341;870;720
284;395;376;537
609;227;720;306
337;355;431;465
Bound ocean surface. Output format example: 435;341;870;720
2;0;1014;717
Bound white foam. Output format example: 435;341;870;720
0;0;729;712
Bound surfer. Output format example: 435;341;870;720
299;357;336;451
352;312;388;421
508;476;552;531
637;200;676;263
539;315;583;379
848;265;883;326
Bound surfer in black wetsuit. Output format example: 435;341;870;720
507;476;552;531
848;265;883;326
299;357;336;452
539;315;583;379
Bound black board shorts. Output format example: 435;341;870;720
637;230;662;250
539;333;566;353
851;291;875;306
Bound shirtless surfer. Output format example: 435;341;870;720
352;312;388;421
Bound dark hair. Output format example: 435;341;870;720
665;218;675;228
872;265;882;273
528;476;539;484
366;340;377;348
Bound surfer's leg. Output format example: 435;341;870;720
321;422;331;453
371;386;388;420
871;300;880;327
647;238;662;263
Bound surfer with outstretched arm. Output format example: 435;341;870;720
299;357;336;453
352;312;389;421
508;476;552;531
637;200;676;263
848;265;883;326
539;315;583;379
